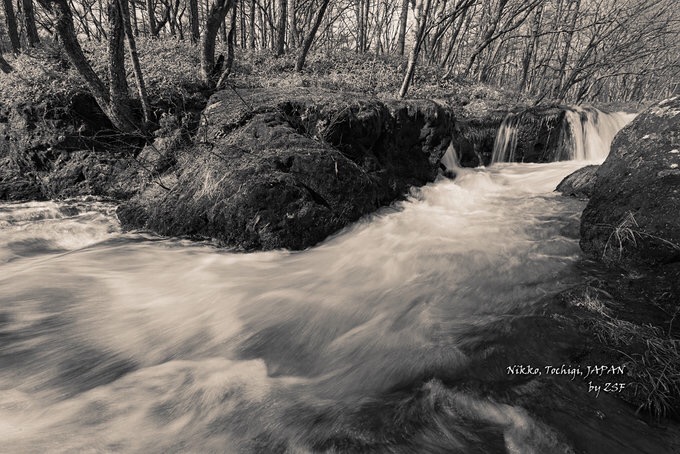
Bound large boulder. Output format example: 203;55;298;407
117;88;454;251
580;97;680;266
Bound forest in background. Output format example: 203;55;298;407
1;0;679;132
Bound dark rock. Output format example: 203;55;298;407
556;165;599;198
0;87;209;202
0;92;148;201
580;97;680;266
450;105;569;166
118;88;454;251
40;150;144;200
493;106;568;163
450;110;506;167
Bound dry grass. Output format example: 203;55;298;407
587;311;680;419
602;211;680;264
570;290;610;316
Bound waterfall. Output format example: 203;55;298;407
491;107;636;164
564;107;637;161
491;113;520;163
440;141;462;177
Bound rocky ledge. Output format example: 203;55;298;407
117;88;454;250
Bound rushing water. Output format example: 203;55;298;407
0;162;676;453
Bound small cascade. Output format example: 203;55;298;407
491;107;636;164
491;113;520;163
439;141;462;177
563;107;637;161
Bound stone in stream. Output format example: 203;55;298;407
580;96;680;267
117;88;454;251
556;165;599;199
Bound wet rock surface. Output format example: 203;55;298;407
556;165;599;198
450;110;506;167
491;106;567;163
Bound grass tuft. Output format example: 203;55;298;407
588;312;680;420
601;210;680;264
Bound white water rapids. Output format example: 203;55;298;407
0;160;612;453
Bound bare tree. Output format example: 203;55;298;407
275;0;286;55
119;0;151;125
200;0;233;84
107;0;135;130
398;0;432;98
22;0;41;46
189;0;200;42
145;0;157;36
295;0;330;71
396;0;409;55
2;0;21;53
287;0;298;47
216;0;237;87
37;0;137;132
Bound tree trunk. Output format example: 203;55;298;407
119;0;151;126
188;0;199;42
275;0;286;55
36;0;139;132
363;0;370;51
216;0;237;88
248;0;255;48
287;0;297;47
2;0;21;53
131;0;139;35
519;4;542;91
240;0;246;47
22;0;41;46
146;0;158;36
37;0;108;105
354;0;361;52
107;0;136;132
295;0;330;71
555;0;580;98
221;15;228;41
0;52;13;73
200;0;233;84
258;0;266;48
396;0;408;56
398;0;431;99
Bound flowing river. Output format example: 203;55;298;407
4;159;677;453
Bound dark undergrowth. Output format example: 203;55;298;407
564;265;680;422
